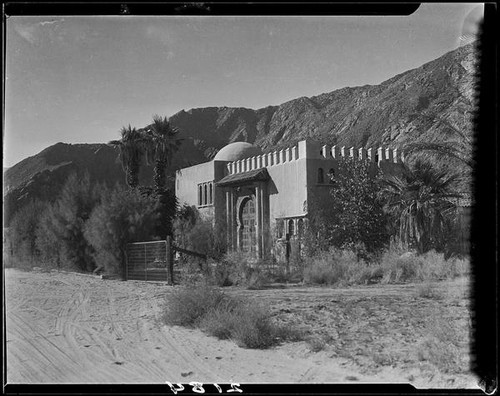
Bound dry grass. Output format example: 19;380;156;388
302;247;470;286
226;277;473;378
162;283;303;349
416;314;470;374
415;282;445;300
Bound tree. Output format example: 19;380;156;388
7;199;47;266
381;159;460;254
36;203;64;268
144;114;183;192
84;185;159;275
108;125;145;189
307;157;389;258
140;114;183;238
41;172;102;272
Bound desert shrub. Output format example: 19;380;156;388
229;303;282;348
84;185;158;275
380;248;470;283
210;251;269;288
416;282;444;300
173;206;226;261
176;256;210;285
163;284;301;348
301;244;469;286
416;315;469;373
162;284;230;327
201;301;297;348
307;335;328;352
303;248;360;286
6;199;47;269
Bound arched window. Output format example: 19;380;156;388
317;168;324;184
288;219;294;236
204;184;208;205
328;168;335;183
298;219;304;237
198;185;203;206
209;183;213;204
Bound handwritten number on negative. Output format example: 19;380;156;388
166;382;184;394
189;382;205;393
166;381;242;393
228;383;242;393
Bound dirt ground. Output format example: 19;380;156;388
4;268;479;388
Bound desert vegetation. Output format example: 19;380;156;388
161;283;303;349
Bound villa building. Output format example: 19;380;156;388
175;140;404;261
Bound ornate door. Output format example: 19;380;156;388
241;197;256;254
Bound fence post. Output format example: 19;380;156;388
124;247;128;281
144;244;147;282
166;236;174;285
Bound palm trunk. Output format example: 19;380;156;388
153;159;166;192
127;159;140;189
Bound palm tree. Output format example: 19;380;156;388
108;125;145;189
144;114;183;192
404;111;474;171
381;159;461;254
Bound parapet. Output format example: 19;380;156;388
225;140;404;175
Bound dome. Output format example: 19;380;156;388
214;142;263;162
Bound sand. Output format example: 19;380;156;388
4;268;479;388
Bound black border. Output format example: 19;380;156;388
3;3;421;17
2;2;498;395
470;3;498;395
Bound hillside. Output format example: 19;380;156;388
4;43;476;223
169;43;476;154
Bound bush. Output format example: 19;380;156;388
5;199;47;269
380;249;470;283
416;282;444;300
209;251;270;288
416;315;469;373
307;335;328;352
162;284;230;327
173;206;226;261
84;185;159;275
301;245;470;286
303;248;360;286
162;284;301;348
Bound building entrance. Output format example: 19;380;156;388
241;197;256;254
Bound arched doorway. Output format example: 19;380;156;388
240;197;256;254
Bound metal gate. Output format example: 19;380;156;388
125;240;171;282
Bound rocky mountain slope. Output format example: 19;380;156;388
4;43;476;223
170;42;476;154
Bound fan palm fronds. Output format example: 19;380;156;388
143;114;183;191
381;160;461;253
108;125;146;188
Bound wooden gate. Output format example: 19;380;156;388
125;240;171;282
125;236;207;284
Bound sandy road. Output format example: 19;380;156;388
5;268;379;384
5;269;480;387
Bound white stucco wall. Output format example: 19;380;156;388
175;161;215;208
267;158;308;221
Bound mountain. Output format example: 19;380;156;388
3;43;476;223
169;43;476;154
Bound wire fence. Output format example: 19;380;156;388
125;240;170;282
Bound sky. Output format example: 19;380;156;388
4;3;483;168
